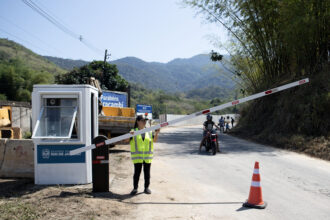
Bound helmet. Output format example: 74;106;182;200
206;114;212;121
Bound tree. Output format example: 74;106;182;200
185;0;329;92
56;61;129;91
185;0;330;137
0;94;7;101
0;59;53;101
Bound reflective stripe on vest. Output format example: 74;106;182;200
130;129;153;161
132;157;153;160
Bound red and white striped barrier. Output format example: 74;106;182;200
70;78;309;155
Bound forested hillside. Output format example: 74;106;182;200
0;38;62;101
0;38;65;75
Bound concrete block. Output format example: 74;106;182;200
0;139;7;171
0;139;34;178
11;107;31;135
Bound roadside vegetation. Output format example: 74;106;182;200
0;58;54;101
186;0;330;159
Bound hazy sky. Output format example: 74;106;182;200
0;0;228;62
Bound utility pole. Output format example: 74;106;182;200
104;49;110;65
103;49;111;78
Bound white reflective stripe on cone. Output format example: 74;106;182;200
70;78;309;155
251;181;261;187
253;169;259;174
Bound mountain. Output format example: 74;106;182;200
0;38;65;75
0;38;236;116
111;54;235;93
44;56;89;70
44;54;236;94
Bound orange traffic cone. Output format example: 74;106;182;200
243;161;267;209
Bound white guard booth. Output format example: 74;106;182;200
32;85;98;184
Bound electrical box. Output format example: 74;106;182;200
32;85;98;184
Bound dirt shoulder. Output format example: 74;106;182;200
0;145;135;220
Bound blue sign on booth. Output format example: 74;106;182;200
136;104;152;113
101;91;127;107
37;145;85;164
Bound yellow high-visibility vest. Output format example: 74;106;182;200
130;128;153;164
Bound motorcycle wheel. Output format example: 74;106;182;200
205;140;209;152
211;142;216;155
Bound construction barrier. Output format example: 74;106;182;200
160;114;237;126
70;78;309;155
0;139;34;178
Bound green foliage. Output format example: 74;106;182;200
0;59;53;101
186;0;329;91
0;38;65;76
131;83;234;118
185;85;233;100
0;93;7;100
56;61;129;91
186;0;329;137
0;38;66;102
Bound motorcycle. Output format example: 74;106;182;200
201;130;218;155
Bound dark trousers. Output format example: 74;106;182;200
133;162;151;189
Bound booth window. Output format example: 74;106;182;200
32;98;79;139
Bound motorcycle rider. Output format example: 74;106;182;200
200;114;220;152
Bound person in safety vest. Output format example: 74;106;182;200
129;115;160;195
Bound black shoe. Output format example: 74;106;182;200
144;188;151;194
130;188;138;195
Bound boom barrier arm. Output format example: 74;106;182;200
70;78;309;155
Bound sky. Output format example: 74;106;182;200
0;0;228;63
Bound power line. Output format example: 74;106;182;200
34;0;79;37
0;15;63;54
22;0;78;39
21;0;103;56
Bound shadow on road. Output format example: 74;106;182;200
236;206;251;212
122;201;243;205
46;190;140;201
47;190;244;207
109;149;130;154
156;127;278;157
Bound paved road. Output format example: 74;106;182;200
123;125;330;220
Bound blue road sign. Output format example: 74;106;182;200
101;91;127;107
136;104;152;113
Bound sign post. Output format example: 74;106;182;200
136;104;152;120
